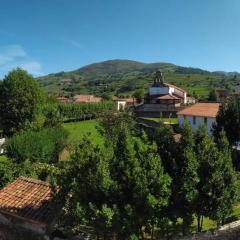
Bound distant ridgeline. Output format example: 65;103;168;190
37;59;240;99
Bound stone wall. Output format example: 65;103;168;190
0;213;50;240
175;220;240;240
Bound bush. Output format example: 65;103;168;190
6;128;68;164
0;158;17;188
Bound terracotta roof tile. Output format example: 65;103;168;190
0;177;57;225
112;96;135;104
177;103;220;118
73;95;102;103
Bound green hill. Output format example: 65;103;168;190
37;59;240;98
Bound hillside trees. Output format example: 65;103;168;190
0;68;45;135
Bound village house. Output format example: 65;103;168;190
73;94;102;103
56;96;69;103
112;96;135;110
135;70;194;117
177;103;220;135
0;177;59;240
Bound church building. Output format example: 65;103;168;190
135;70;189;117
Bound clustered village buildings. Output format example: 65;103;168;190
56;70;221;136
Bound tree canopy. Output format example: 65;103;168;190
0;68;45;135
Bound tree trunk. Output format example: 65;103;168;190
151;225;154;240
197;215;204;232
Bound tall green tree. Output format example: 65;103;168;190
175;122;199;235
153;124;177;177
208;89;219;102
57;138;113;238
211;131;237;225
213;95;240;144
0;68;45;135
195;126;236;231
195;126;217;232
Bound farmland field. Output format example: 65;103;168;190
63;120;103;146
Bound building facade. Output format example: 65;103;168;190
177;103;220;135
135;70;189;117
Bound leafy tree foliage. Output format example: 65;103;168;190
195;126;236;231
6;127;68;164
153;124;177;177
212;131;237;225
175;122;199;235
57;116;171;239
0;68;45;135
0;158;18;188
213;95;240;144
208;89;219;102
58;101;115;122
133;88;145;103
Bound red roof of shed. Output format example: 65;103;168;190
0;177;57;226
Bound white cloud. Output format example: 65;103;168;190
0;45;26;65
19;61;42;76
0;45;43;78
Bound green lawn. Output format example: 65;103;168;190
63;120;103;146
0;155;8;161
142;117;178;124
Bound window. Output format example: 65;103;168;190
193;116;196;125
204;117;208;124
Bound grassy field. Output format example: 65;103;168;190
142;117;178;124
0;155;8;161
63;120;103;146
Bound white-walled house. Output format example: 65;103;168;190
177;103;220;135
112;96;135;111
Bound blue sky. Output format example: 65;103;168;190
0;0;240;78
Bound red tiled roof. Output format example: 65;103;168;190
112;96;135;104
56;96;69;103
73;95;102;103
177;103;220;118
0;177;57;226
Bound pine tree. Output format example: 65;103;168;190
110;129;171;239
213;95;240;144
175;122;199;235
211;131;237;225
195;126;237;231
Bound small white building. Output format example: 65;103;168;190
0;138;5;154
177;103;220;135
112;96;135;111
